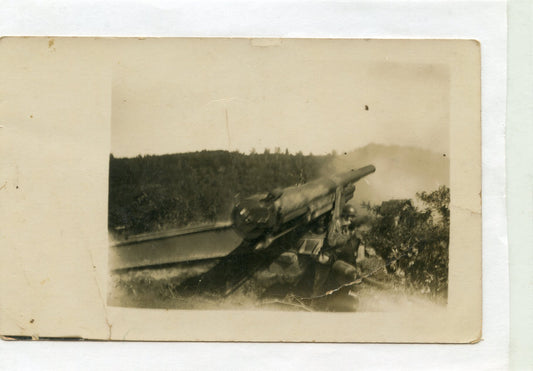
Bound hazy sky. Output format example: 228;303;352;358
111;39;450;157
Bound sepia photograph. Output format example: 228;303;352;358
0;0;512;366
0;37;481;342
107;38;452;314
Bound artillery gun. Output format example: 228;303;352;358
180;165;376;297
232;165;376;250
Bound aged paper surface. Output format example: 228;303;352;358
0;37;480;342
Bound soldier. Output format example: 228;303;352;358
311;204;361;296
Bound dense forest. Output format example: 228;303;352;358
109;150;336;234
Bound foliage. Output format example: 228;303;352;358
108;151;334;234
362;186;450;297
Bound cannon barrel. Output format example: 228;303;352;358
232;165;376;240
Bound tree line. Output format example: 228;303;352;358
109;150;335;234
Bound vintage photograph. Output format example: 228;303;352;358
107;39;452;313
0;37;480;342
0;0;504;360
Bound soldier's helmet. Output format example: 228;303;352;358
342;204;357;218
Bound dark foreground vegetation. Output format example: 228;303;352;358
108;150;449;298
362;186;449;297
